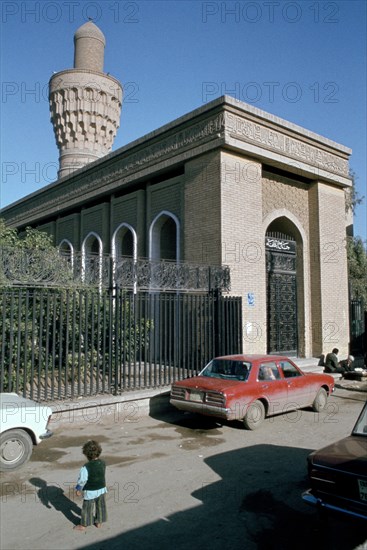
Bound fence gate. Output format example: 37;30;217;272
266;234;298;355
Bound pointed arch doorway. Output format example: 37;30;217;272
266;231;298;355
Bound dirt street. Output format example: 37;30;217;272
0;388;366;550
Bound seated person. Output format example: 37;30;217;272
339;355;355;372
324;348;347;374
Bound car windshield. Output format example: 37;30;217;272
352;403;367;436
200;359;251;381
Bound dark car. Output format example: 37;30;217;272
170;354;335;429
302;401;367;520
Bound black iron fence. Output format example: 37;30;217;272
350;299;366;359
0;288;242;401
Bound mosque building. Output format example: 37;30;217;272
1;21;353;358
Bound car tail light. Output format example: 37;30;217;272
171;387;186;400
205;392;225;406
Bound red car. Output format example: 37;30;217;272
170;354;335;429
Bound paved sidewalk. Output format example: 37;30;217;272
293;357;322;372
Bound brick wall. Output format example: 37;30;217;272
184;152;222;265
220;152;265;353
81;203;110;251
56;213;80;250
310;182;350;357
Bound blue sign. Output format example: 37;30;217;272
247;292;255;307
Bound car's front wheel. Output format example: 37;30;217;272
312;388;328;412
0;429;33;471
243;400;265;430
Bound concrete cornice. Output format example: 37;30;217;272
222;95;351;155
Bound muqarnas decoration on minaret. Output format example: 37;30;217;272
49;21;123;178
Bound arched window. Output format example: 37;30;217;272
112;223;137;261
149;211;180;262
59;239;74;256
83;232;102;257
111;223;138;289
82;232;103;285
58;239;74;268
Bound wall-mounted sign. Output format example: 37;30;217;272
247;292;255;307
265;237;296;254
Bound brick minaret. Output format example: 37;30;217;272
49;21;123;179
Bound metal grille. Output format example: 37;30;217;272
0;247;230;293
266;235;298;355
350;299;366;357
0;288;242;401
114;257;231;292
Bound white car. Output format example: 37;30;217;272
0;393;53;471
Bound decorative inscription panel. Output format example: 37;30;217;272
225;112;349;178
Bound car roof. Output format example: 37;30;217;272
0;392;46;408
214;354;292;362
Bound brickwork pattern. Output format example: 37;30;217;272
313;182;350;358
56;214;80;249
308;183;323;356
112;195;139;232
262;172;309;228
184;152;222;265
149;178;183;223
220;152;266;353
81;203;110;251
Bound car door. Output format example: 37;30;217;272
278;360;312;409
257;361;288;416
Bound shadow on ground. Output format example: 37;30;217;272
29;478;81;526
74;443;367;550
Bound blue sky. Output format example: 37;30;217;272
1;0;366;240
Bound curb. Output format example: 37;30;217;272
46;357;367;426
48;388;171;426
